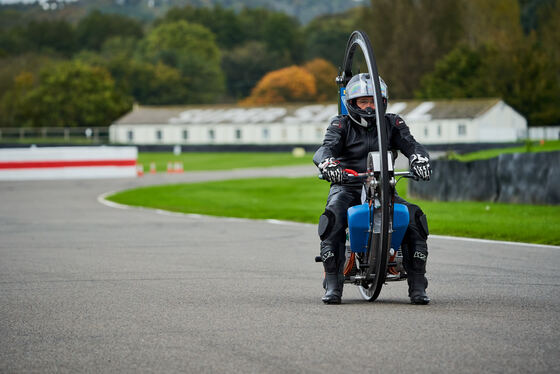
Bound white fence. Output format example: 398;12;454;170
527;126;560;140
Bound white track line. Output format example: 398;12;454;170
97;192;559;249
429;234;560;249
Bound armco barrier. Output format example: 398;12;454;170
0;146;138;181
408;151;560;205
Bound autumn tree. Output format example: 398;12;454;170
241;66;317;105
303;58;338;102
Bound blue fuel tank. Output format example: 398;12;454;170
347;203;409;253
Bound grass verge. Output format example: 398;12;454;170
106;177;560;246
137;152;313;172
450;140;560;162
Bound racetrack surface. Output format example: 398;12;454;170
1;166;559;373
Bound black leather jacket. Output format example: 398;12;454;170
313;114;429;184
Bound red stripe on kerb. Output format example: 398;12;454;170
0;160;137;169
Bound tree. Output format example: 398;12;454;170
415;44;492;99
519;0;557;33
221;41;292;99
461;0;524;49
302;9;362;67
363;0;464;98
241;65;316;105
14;61;131;127
238;8;304;64
106;58;189;105
159;5;245;49
75;10;144;51
0;53;57;126
0;71;34;127
140;20;225;103
537;1;560;68
303;58;338;102
417;41;560;126
23;19;76;56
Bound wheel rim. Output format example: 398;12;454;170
340;30;391;301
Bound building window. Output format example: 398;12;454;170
156;129;162;142
437;125;442;137
182;129;188;140
424;127;429;137
316;127;324;140
127;130;134;142
235;129;242;140
458;124;467;136
208;129;215;141
262;128;269;140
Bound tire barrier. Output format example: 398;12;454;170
408;151;560;205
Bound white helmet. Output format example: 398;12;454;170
344;73;388;127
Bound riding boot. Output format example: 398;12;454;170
322;272;342;304
408;272;430;305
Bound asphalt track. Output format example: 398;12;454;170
1;165;559;373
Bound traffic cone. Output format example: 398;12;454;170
150;162;156;174
136;164;144;177
174;161;184;173
167;162;173;173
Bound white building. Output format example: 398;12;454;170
110;98;527;145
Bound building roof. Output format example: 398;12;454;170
113;98;503;126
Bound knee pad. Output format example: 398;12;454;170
409;205;429;240
318;209;336;241
417;212;429;239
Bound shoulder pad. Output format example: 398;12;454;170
386;113;406;127
329;115;348;129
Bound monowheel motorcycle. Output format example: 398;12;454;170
317;154;417;302
315;30;416;302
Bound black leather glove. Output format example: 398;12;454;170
318;157;343;183
410;154;432;181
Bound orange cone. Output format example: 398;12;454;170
174;162;184;173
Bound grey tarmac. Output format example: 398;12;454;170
1;165;559;373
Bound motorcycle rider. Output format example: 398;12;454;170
314;73;432;305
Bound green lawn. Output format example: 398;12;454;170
137;152;313;172
106;177;560;245
450;140;560;162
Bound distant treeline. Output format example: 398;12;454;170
0;0;558;129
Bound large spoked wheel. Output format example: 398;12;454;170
340;31;392;302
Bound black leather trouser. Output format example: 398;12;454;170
319;184;362;274
319;185;429;275
394;195;429;277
